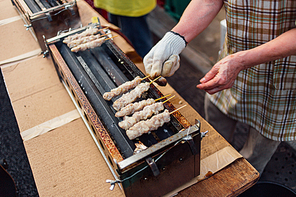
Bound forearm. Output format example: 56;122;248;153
172;0;223;43
237;28;296;70
143;0;223;79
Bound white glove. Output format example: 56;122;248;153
143;31;187;78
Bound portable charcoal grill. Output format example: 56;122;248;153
11;0;81;52
45;23;201;197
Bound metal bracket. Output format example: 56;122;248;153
65;5;75;15
183;135;198;155
46;13;52;22
145;157;160;177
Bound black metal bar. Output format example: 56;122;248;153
39;0;53;9
78;49;161;145
55;34;183;149
77;51;116;96
23;0;41;13
75;51;117;115
104;40;144;79
91;46;128;86
153;124;176;140
102;40;185;134
59;44;135;158
95;41;183;141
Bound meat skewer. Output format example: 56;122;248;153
118;102;164;130
104;35;118;41
71;35;118;53
115;98;154;117
67;33;111;48
169;105;187;114
112;76;161;111
115;94;173;117
112;82;150;111
126;109;170;140
71;37;105;52
126;105;187;140
63;27;100;44
103;76;145;101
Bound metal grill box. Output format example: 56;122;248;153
45;24;201;197
12;0;81;52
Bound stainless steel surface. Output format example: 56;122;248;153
12;0;81;51
118;124;200;169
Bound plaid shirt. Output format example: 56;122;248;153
209;0;296;141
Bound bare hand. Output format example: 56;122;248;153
196;53;246;94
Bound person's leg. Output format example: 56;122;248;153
240;127;281;174
109;14;153;58
108;13;119;26
204;94;237;142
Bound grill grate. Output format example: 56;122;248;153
51;36;189;158
46;25;201;197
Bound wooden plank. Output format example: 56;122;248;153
178;158;259;196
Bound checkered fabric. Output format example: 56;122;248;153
209;0;296;141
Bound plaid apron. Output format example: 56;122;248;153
209;0;296;141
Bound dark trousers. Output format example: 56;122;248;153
109;13;153;58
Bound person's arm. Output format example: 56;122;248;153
172;0;224;43
144;0;223;78
197;28;296;94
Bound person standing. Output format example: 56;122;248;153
143;0;296;174
93;0;156;58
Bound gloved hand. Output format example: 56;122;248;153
143;31;187;78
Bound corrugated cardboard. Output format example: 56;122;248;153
1;53;125;196
0;19;39;62
3;56;75;132
24;118;124;197
0;0;19;19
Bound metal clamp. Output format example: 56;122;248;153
42;50;49;58
183;135;199;155
201;130;208;139
65;5;75;15
46;13;52;22
106;179;120;191
24;24;32;30
145;157;160;177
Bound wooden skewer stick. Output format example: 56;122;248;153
141;75;150;81
155;94;171;102
99;27;109;32
104;35;118;41
150;76;161;84
99;32;112;37
163;95;176;103
170;105;187;114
